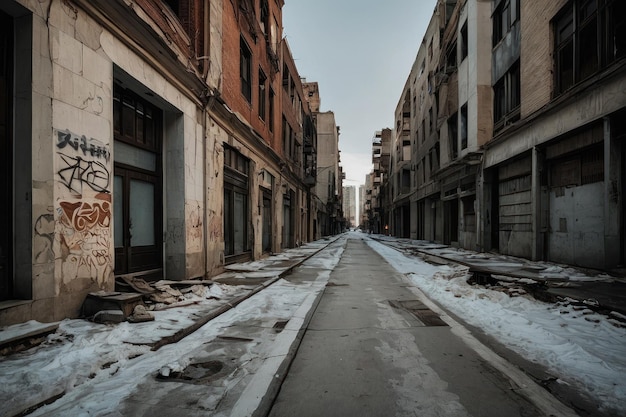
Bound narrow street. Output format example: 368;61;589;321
270;237;572;417
1;234;624;416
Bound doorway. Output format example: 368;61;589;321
444;199;459;245
262;188;272;253
0;10;12;299
113;84;162;276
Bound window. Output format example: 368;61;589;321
282;116;297;160
460;104;468;150
554;0;625;95
493;0;519;46
268;88;275;132
429;107;434;134
494;60;520;130
224;145;250;257
240;37;252;102
282;63;289;90
460;22;468;62
258;68;267;121
428;38;433;60
446;41;457;72
448;111;458;160
260;0;269;36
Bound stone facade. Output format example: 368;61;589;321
0;0;327;325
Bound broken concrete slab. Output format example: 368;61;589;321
83;292;145;318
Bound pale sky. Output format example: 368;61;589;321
282;0;436;188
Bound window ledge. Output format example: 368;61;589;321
0;299;32;311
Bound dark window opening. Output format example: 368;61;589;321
493;60;521;131
446;41;457;72
460;104;468;150
240;37;252;102
260;0;269;36
554;0;626;96
448;111;458;160
268;88;275;132
258;68;267;121
460;22;468;62
493;0;519;47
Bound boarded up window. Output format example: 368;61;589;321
550;145;603;187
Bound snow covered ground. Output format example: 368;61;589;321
1;232;625;416
365;236;626;415
0;238;345;416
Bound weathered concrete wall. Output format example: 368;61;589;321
548;183;605;268
485;74;626;169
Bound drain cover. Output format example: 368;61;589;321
273;320;289;332
390;300;448;327
157;360;225;383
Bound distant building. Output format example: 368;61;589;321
359;184;366;227
342;186;356;228
303;82;343;237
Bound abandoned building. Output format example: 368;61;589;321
366;0;626;271
0;0;343;326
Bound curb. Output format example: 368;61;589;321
251;270;329;417
152;236;341;351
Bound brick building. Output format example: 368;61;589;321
0;0;324;325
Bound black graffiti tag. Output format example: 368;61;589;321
56;130;111;162
57;153;110;194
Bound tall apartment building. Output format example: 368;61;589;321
375;0;626;272
0;0;326;325
303;81;343;237
342;185;356;228
359;184;366;228
368;129;392;234
387;0;491;247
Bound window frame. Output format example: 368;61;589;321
493;0;519;47
258;67;267;121
493;60;521;131
553;0;625;96
240;36;252;103
223;145;251;258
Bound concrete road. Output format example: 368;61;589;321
269;237;554;417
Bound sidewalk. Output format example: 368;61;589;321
371;235;626;318
0;236;343;417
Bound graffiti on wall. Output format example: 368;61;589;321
57;194;112;284
57;153;110;194
54;129;112;286
56;129;111;194
56;129;110;161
